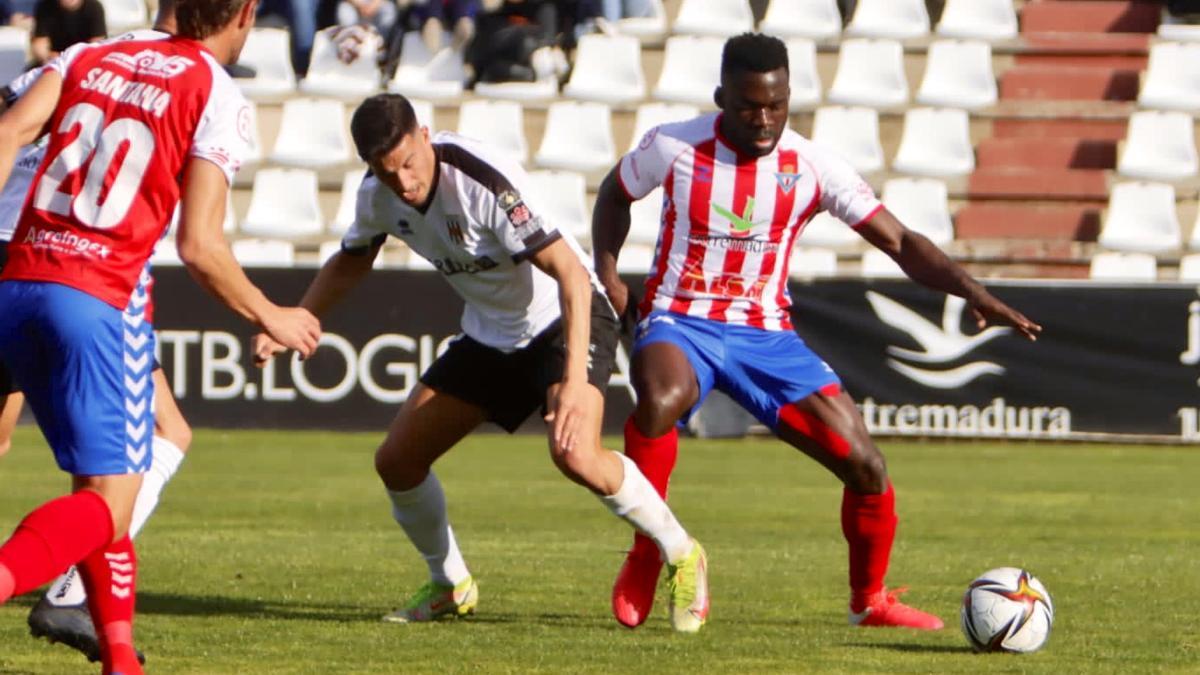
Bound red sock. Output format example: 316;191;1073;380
841;481;897;611
624;417;679;557
0;491;113;603
78;535;142;675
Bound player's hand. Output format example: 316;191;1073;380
970;294;1042;341
544;379;590;454
251;332;287;367
260;306;322;359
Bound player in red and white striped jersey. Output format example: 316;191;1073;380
593;33;1041;632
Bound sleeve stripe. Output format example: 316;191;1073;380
851;204;884;229
511;229;563;263
341;233;386;255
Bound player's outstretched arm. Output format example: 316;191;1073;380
531;238;595;453
176;157;321;357
0;69;61;192
591;166;636;317
252;245;379;364
857;208;1042;341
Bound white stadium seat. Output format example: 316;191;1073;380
300;28;383;100
1089;251;1158;281
892;107;975;177
798;211;862;249
1180;253;1200;280
788;247;838;279
616;244;656;273
617;0;668;40
882;178;954;246
388;32;466;102
100;0;148;33
456;99;527;164
270;98;352;168
628;188;665;246
936;0;1019;41
916;40;998;110
563;34;645;105
1137;42;1200;112
827;39;909;108
331;170;366;235
760;0;842;40
845;0;930;40
1098;182;1182;253
534;101;616;173
234;28;296;101
1116;110;1199;181
242;168;325;239
629;103;700;152
1158;21;1200;42
1190;205;1200;250
232;239;296;267
473;77;558;103
786;38;822;110
811;105;884;174
409;98;435;132
672;0;754;38
653;36;723;107
527;170;590;242
0;28;28;88
860;248;905;277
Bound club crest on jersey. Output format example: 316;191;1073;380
445;217;466;246
498;190;535;230
102;50;196;78
774;170;801;195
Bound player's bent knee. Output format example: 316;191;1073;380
374;443;426;491
845;447;889;494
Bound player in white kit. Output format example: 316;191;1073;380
254;93;711;632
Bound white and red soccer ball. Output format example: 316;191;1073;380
961;567;1054;653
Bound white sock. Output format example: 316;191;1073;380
44;436;185;608
388;472;471;587
600;453;693;564
130;436;186;539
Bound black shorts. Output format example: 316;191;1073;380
421;291;619;432
0;242;14;396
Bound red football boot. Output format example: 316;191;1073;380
611;536;663;628
849;587;944;630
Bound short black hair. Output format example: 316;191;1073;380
721;33;789;79
350;94;420;163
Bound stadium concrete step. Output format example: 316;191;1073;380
1019;1;1161;34
967;167;1111;200
999;65;1140;101
976;137;1118;169
954;202;1103;241
990;117;1130;140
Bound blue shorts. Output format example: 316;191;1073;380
0;280;155;475
633;311;840;431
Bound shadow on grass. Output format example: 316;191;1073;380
845;641;974;654
138;591;381;623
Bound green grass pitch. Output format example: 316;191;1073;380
0;427;1197;673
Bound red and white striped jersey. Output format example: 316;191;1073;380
2;36;251;310
618;112;882;331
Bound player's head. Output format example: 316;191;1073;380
715;33;790;157
351;93;436;208
176;0;259;64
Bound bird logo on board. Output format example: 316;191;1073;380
446;217;466;246
775;164;801;195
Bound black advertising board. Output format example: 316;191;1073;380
150;268;1200;442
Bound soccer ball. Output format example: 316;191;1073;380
960;567;1054;653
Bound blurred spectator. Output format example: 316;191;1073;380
1167;0;1200;18
410;0;477;54
468;0;585;84
259;0;319;75
0;0;37;29
596;0;654;22
338;0;398;37
31;0;104;65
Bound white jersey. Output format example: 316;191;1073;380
343;132;603;351
0;29;169;243
619;112;883;331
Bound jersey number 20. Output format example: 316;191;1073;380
33;102;154;230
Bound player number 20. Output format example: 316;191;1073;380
33;102;155;230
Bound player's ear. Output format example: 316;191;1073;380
238;0;259;28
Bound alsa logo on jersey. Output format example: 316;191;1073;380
78;67;172;118
22;225;112;258
102;50;195;79
432;255;498;276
